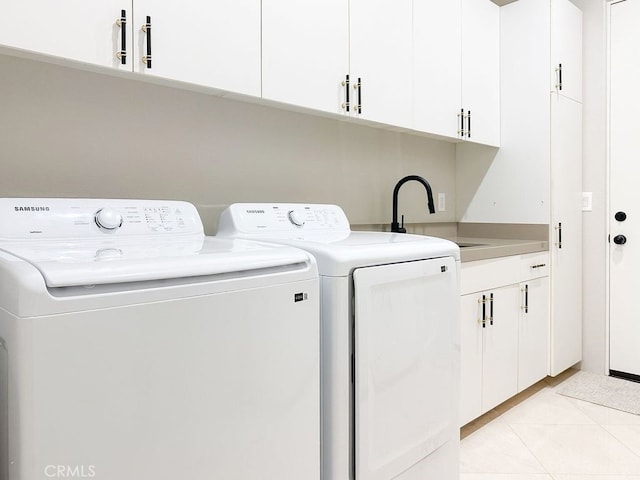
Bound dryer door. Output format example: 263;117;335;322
353;257;458;480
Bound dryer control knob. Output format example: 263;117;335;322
95;208;123;232
288;210;305;227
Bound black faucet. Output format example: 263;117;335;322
390;175;436;233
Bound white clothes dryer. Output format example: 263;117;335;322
217;203;461;480
0;198;320;480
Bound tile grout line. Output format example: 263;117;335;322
503;406;554;478
599;422;640;464
562;384;640;466
460;369;618;477
507;389;640;477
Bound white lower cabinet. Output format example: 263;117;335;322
518;276;550;392
460;252;549;427
460;285;519;425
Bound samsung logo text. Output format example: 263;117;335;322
14;206;50;212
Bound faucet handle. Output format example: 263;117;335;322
399;214;407;234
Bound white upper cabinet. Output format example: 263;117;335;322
0;0;131;70
414;0;500;145
551;0;582;102
349;0;413;129
461;0;500;147
0;0;502;143
262;0;349;114
413;0;462;139
262;0;500;143
457;0;550;224
132;0;261;96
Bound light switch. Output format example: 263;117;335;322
438;193;446;212
582;192;593;212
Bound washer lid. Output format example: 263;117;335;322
217;203;459;276
0;237;313;287
244;231;459;277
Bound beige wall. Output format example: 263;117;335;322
0;54;456;233
577;0;608;374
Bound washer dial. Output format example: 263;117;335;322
288;210;305;227
95;208;123;232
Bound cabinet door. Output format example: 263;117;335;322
133;0;261;96
550;93;582;376
0;1;130;70
518;277;550;391
461;0;500;146
551;0;582;102
413;0;461;139
460;292;483;426
349;0;413;128
481;284;519;412
262;0;348;114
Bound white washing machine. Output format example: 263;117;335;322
0;198;320;480
217;203;461;480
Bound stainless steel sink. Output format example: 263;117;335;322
456;242;488;248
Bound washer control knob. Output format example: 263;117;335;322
288;210;305;227
95;208;123;232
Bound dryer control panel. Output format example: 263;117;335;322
218;203;351;236
0;199;203;239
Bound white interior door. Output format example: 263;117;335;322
609;0;640;379
133;0;261;96
353;257;458;480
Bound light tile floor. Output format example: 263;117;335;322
460;371;640;480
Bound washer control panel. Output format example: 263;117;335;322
218;203;351;235
0;199;203;239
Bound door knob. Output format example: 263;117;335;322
614;234;627;245
615;211;627;222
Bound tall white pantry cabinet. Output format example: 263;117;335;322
457;0;583;390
